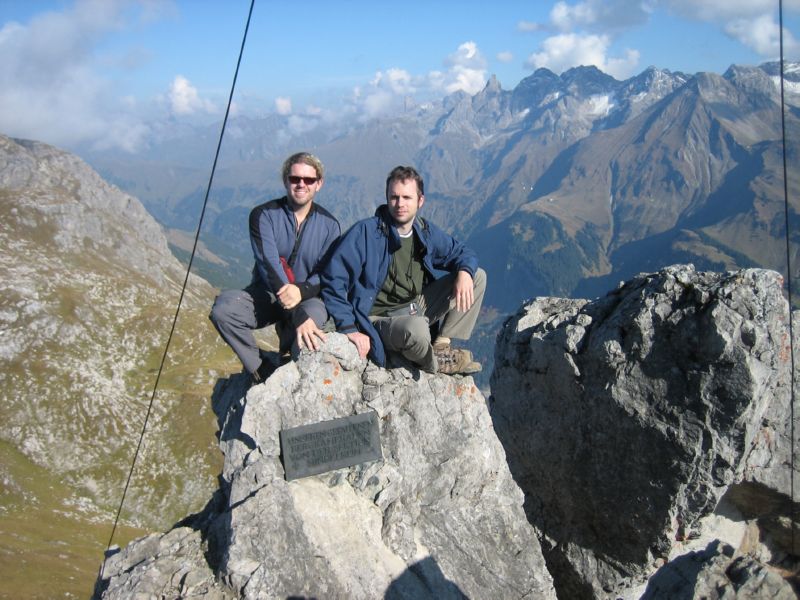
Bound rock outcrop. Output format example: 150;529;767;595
491;264;798;599
96;334;556;599
95;264;798;599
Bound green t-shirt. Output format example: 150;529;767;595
371;231;425;316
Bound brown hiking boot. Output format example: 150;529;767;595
434;344;481;375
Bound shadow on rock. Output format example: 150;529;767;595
384;556;467;599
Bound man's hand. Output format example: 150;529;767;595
277;283;301;310
346;331;371;359
453;270;475;312
296;318;326;351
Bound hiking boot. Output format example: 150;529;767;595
434;345;481;375
433;340;472;359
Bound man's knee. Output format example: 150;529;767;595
293;297;328;328
399;316;431;349
209;289;250;329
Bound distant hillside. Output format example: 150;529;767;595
0;134;241;598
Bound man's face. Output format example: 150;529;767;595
387;178;424;230
284;162;323;209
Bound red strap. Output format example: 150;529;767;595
280;257;295;283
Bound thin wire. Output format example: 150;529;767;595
778;0;797;558
99;0;256;579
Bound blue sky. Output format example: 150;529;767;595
1;0;799;152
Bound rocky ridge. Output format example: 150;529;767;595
96;265;797;599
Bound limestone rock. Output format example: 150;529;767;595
97;332;556;599
641;541;797;600
95;520;234;600
491;265;798;598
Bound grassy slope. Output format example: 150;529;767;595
0;440;146;599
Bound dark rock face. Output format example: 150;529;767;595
96;334;555;599
491;264;797;599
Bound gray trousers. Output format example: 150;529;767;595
209;282;327;375
370;268;486;372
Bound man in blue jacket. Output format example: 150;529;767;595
321;165;485;375
210;152;340;383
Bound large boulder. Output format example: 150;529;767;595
96;333;556;599
491;265;798;599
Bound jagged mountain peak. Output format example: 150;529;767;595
561;64;620;92
482;73;502;94
757;60;800;81
622;65;689;93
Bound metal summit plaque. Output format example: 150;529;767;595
280;411;382;481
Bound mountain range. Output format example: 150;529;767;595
77;61;800;313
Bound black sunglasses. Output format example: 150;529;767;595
288;175;318;185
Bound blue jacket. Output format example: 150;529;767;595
250;197;340;298
320;205;478;366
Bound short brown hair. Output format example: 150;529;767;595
385;165;424;198
282;152;324;183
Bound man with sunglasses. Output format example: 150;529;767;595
210;152;340;383
321;165;485;375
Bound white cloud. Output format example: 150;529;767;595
354;68;417;118
526;32;639;78
275;96;292;115
666;0;800;59
667;0;789;22
371;68;416;95
362;89;396;118
551;1;597;31
549;0;653;32
725;15;780;57
527;32;607;71
446;41;486;68
0;0;171;151
497;51;514;63
168;75;215;116
606;48;641;77
443;66;488;94
439;42;488;94
351;43;488;119
519;1;649;79
523;0;800;78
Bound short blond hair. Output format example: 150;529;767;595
282;152;324;183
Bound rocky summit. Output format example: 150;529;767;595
95;333;556;599
94;265;797;600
